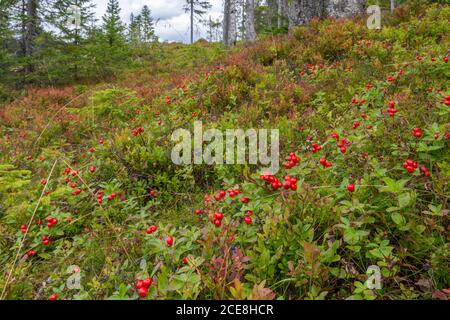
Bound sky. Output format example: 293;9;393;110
93;0;223;43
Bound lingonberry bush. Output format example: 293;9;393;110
0;3;449;300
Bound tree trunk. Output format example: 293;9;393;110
24;0;38;74
190;0;194;43
277;0;282;28
223;0;230;45
286;0;366;30
245;0;256;42
229;0;237;45
390;0;395;14
223;0;237;46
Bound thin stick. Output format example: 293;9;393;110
0;159;59;300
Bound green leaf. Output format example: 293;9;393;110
398;193;411;208
391;212;405;226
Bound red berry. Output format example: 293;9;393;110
26;250;36;257
142;278;152;288
166;236;173;247
89;166;96;173
138;287;148;298
244;216;252;225
135;280;143;289
241;197;249;204
49;294;58;300
347;183;355;192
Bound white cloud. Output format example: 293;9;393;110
93;0;223;43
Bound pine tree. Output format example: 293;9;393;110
140;5;155;43
100;0;129;76
48;0;96;80
184;0;212;44
102;0;124;47
128;13;141;44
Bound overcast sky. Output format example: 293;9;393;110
93;0;223;43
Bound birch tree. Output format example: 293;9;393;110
245;0;256;42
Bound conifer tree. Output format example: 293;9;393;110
184;0;212;44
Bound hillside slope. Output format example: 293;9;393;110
0;4;449;300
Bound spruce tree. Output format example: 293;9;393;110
140;5;156;43
102;0;124;47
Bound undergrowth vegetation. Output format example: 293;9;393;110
0;3;449;300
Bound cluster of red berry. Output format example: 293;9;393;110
284;152;301;169
214;190;227;201
20;224;27;233
260;173;283;190
319;157;332;168
135;277;153;298
132;127;144;136
213;211;224;227
97;190;103;204
387;101;398;117
165;96;171;105
226;188;241;198
420;165;431;177
412;127;422;138
146;224;157;234
337;137;350;154
42;235;50;245
71;188;82;196
107;192;118;201
441;95;450;106
351;97;366;105
46;216;58;228
352;121;360;129
283;175;298;191
403;159;418;174
311;144;321;153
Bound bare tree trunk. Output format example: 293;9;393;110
223;0;230;45
229;0;237;45
287;0;366;30
190;0;194;43
245;0;256;41
390;0;395;14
